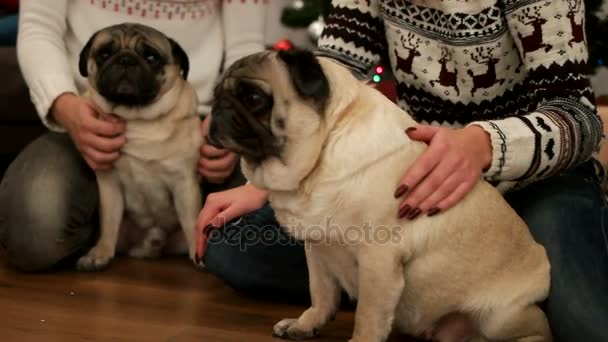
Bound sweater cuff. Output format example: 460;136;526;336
29;74;79;132
467;118;535;181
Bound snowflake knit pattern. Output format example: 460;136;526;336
318;0;603;192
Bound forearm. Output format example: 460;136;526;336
469;98;602;182
472;0;603;182
17;0;76;131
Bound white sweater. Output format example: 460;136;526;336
17;0;267;131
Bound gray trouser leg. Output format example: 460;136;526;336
0;133;98;271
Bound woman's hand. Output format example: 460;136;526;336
52;93;126;171
395;125;492;219
194;184;269;262
199;115;239;184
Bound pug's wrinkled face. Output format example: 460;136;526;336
79;23;189;107
208;50;331;183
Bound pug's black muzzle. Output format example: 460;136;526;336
209;94;281;165
97;52;160;106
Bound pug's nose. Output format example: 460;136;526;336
118;54;137;66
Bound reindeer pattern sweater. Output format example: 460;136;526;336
17;0;267;131
318;0;603;192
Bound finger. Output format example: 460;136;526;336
199;154;237;172
395;143;443;198
82;110;125;137
99;113;124;124
405;125;440;143
433;180;477;212
82;133;126;153
208;205;242;228
416;171;464;214
200;169;231;184
83;156;112;171
200;116;210;137
201;144;230;159
398;157;461;213
83;146;120;164
195;204;242;262
195;206;224;259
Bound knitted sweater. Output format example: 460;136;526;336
318;0;603;192
17;0;267;131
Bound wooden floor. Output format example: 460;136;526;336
0;254;416;342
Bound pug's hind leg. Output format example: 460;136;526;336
350;246;406;342
273;246;341;340
128;227;166;258
478;304;552;342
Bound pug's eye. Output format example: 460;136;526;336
96;47;113;62
243;92;263;107
145;53;159;65
237;83;270;112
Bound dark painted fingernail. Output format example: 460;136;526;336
399;205;412;218
405;127;417;135
407;208;422;220
428;208;441;217
394;185;408;198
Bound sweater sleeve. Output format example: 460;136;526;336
17;0;77;132
221;0;267;71
468;0;603;182
316;0;387;79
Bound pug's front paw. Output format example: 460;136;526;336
76;246;114;271
273;318;319;340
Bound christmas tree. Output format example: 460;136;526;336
586;0;608;70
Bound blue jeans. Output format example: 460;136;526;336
0;15;18;46
204;160;608;341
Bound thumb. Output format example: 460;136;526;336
405;125;440;143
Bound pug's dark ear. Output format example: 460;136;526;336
278;49;330;110
169;38;189;80
79;32;98;77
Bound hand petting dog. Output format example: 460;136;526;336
395;125;493;219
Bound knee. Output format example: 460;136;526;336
0;134;98;271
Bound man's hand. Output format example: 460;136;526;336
52;93;126;171
195;184;269;262
199;116;238;184
394;125;492;219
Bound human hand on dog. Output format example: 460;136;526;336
194;184;269;262
395;125;492;219
199;115;239;184
52;93;126;171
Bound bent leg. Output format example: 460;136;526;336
203;203;309;300
0;133;99;271
505;162;608;341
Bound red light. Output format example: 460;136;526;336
375;66;384;74
273;39;294;51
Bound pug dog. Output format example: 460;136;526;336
208;50;552;342
76;23;202;271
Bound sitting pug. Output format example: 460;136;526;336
208;50;552;341
76;23;202;271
